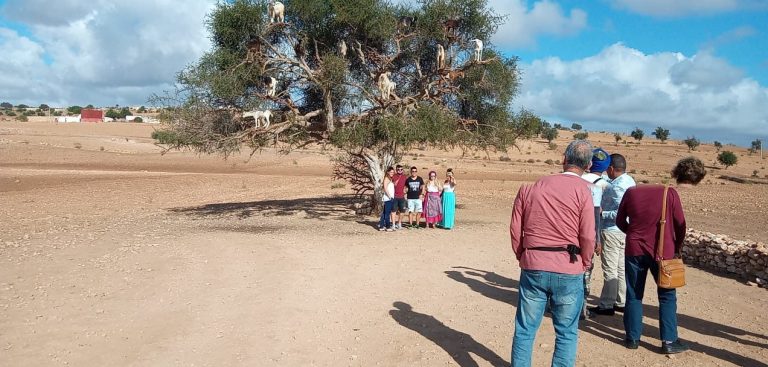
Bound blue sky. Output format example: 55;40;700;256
1;0;766;145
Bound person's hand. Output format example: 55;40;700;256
595;244;602;256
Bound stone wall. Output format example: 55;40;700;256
683;229;768;288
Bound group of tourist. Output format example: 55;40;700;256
510;139;706;366
378;165;456;231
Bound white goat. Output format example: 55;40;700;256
471;39;483;62
269;1;285;23
436;44;445;70
243;110;272;128
265;77;277;97
377;72;396;101
338;40;347;57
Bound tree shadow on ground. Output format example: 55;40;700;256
168;195;362;221
389;301;508;367
448;267;768;367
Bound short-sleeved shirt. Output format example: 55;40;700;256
405;176;424;200
392;174;407;199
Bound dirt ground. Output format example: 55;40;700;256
1;120;767;366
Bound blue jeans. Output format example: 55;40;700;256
624;255;678;342
512;270;584;367
378;200;393;229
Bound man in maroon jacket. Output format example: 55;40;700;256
616;157;706;354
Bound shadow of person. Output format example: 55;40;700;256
389;302;508;367
168;195;360;220
445;270;519;306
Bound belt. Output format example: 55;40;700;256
526;244;581;263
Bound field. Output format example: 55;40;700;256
1;119;767;366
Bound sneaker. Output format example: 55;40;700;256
661;340;689;354
614;305;625;313
378;227;385;231
588;306;615;316
625;339;639;350
386;227;394;232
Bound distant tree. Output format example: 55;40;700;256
750;139;762;155
542;127;558;143
713;141;723;152
7;111;16;116
717;151;738;169
554;123;563;129
137;106;147;113
571;123;582;131
573;131;588;140
119;107;131;119
67;105;82;115
134;117;143;123
652;126;670;142
541;121;551;129
22;110;35;116
86;104;95;109
39;104;50;111
614;132;622;144
16;115;28;122
0;102;12;109
52;111;62;117
16;104;29;109
105;109;120;120
630;127;644;142
683;136;700;151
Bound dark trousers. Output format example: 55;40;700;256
378;200;393;229
624;255;679;342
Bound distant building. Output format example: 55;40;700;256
81;109;103;123
55;115;81;123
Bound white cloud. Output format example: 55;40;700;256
489;0;587;48
518;43;768;143
609;0;768;17
0;0;215;107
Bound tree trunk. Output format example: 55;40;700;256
324;90;335;133
363;149;395;212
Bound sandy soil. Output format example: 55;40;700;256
1;120;766;366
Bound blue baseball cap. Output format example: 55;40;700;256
590;148;611;173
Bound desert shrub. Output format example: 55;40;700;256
499;156;511;162
134;117;143;123
544;159;554;165
151;130;180;144
554;159;561;165
717;151;738;169
16;115;28;122
74;142;82;149
573;132;588;140
331;182;346;189
548;142;557;150
526;158;535;163
683;136;700;151
752;170;759;178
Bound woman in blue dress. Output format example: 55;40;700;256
440;168;457;229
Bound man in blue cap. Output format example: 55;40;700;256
580;148;611;319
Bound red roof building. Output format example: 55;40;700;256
81;109;103;123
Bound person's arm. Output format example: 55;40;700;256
616;189;630;234
601;184;624;222
386;180;395;199
670;189;687;255
510;186;527;261
579;191;596;271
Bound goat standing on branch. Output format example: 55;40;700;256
269;1;284;23
436;44;445;71
243;110;273;128
265;77;277;98
472;39;483;62
377;72;396;101
337;40;347;57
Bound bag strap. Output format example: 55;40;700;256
656;185;669;260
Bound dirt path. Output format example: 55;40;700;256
1;121;767;366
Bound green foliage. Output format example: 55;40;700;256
553;123;562;129
717;151;738;168
134;117;143;123
85;104;94;109
573;131;588;140
105;109;119;120
137;106;147;113
6;111;16;116
39;104;50;110
750;139;762;155
16;104;29;109
571;123;582;131
652;126;669;142
683;136;700;151
713;141;723;152
630;127;644;142
16;115;28;122
151;130;182;144
0;102;12;109
542;127;558;143
67;105;82;115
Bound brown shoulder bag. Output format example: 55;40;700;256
656;185;686;289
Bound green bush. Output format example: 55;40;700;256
151;130;180;144
573;132;589;140
717;151;738;169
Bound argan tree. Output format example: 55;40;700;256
152;0;539;207
683;136;700;151
652;126;669;143
718;151;737;169
630;127;644;143
542;127;558;143
613;132;622;145
713;141;722;152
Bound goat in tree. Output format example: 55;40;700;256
436;44;446;71
337;40;347;57
471;39;483;62
243;110;273;128
268;1;284;23
265;77;277;97
377;72;396;101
